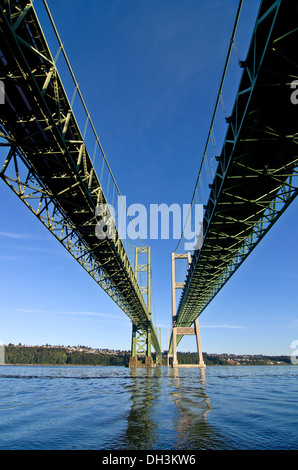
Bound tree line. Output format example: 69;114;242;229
4;346;130;366
3;345;292;366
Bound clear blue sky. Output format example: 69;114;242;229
1;0;297;356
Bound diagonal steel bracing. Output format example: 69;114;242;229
0;0;161;357
170;0;298;352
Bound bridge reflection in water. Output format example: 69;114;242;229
121;367;228;451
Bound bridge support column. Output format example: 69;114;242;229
194;318;205;368
129;247;155;368
171;321;205;368
170;252;206;368
129;322;152;367
172;326;178;367
128;325;154;367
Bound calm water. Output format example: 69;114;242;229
0;364;297;450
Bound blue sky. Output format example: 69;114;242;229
1;0;297;356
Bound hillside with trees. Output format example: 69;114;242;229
4;345;130;366
3;344;292;366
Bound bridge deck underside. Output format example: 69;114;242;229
176;0;298;334
0;1;160;354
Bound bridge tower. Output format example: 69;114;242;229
129;247;155;367
168;252;205;368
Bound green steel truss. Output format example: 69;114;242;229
171;0;298;351
0;0;161;358
131;247;152;361
130;246;162;365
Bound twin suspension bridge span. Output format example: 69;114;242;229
0;0;297;366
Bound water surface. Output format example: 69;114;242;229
0;365;297;450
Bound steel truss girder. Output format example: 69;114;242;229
0;142;138;318
0;0;161;355
174;0;298;342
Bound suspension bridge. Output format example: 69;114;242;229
0;0;297;367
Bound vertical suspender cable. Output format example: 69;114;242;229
174;0;243;253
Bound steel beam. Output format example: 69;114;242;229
171;0;298;350
0;0;161;357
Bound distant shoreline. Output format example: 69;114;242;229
0;363;294;368
2;345;294;367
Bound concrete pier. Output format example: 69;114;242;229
129;356;155;368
